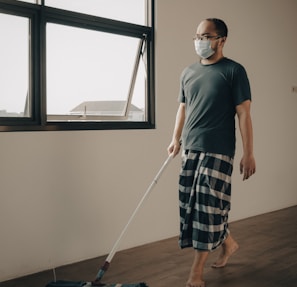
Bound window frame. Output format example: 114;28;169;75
0;0;155;132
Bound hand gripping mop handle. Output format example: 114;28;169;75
94;154;174;283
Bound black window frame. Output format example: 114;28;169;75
0;0;155;132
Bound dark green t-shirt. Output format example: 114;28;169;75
179;57;251;156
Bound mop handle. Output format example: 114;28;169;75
106;153;174;263
94;154;174;283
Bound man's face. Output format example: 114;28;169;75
196;20;223;55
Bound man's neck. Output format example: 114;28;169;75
201;53;224;65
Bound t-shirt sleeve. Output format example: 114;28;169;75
232;64;252;106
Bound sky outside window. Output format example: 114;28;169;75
45;0;145;25
16;0;146;25
46;23;145;115
0;13;29;116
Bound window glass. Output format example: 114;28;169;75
45;0;146;26
0;0;154;130
46;23;146;121
0;13;30;118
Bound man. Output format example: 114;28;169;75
167;18;256;287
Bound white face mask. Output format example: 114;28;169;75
194;39;215;59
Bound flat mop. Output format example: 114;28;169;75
46;154;173;287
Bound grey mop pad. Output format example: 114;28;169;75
107;284;148;287
104;283;148;287
46;282;86;287
46;281;148;287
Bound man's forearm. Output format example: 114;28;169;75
236;100;254;156
172;103;185;143
239;112;254;156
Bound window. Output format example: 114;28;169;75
0;0;155;131
0;13;30;118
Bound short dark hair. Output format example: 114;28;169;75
206;18;228;37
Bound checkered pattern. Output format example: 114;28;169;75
179;150;234;251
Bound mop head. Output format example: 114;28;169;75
46;281;148;287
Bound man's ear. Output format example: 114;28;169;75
220;37;227;46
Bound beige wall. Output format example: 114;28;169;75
1;0;297;281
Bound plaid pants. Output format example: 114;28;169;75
179;150;234;251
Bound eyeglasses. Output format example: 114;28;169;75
193;35;221;41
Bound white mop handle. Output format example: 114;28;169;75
105;153;174;263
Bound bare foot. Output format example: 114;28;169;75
186;269;206;287
186;282;205;287
186;277;205;287
186;250;208;287
212;236;239;268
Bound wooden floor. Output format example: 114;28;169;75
2;206;297;287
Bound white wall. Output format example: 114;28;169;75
1;0;297;281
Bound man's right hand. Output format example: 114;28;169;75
167;139;181;157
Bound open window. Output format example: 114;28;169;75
0;0;155;131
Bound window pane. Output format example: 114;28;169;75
46;23;146;121
0;13;30;118
45;0;146;26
